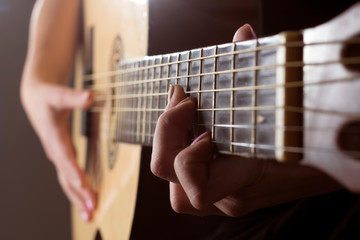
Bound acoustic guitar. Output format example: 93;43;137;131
72;0;360;239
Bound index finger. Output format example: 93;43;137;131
151;85;196;183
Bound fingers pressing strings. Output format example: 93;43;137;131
151;85;196;183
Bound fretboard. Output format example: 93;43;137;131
87;33;303;160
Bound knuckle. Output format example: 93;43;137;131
157;108;187;131
174;153;188;169
220;199;247;217
150;156;167;179
170;194;196;215
190;191;210;211
170;197;189;214
156;112;171;130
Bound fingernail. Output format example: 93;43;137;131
86;200;94;211
244;23;257;38
191;132;209;145
168;85;174;103
81;211;89;222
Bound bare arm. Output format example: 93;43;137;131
21;0;96;221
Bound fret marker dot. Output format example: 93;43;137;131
257;115;265;124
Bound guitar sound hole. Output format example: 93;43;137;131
342;34;360;72
337;121;360;160
95;230;102;240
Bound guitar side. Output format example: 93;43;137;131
72;0;149;239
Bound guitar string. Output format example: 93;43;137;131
91;74;360;102
82;38;360;82
89;125;360;149
83;57;360;91
90;123;360;135
88;101;360;119
82;129;360;158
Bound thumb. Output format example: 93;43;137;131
46;85;93;110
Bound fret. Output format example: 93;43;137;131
148;57;155;144
131;63;138;143
178;51;190;90
141;59;149;144
128;62;134;142
136;61;144;143
197;48;203;137
233;40;257;156
212;47;217;141
189;49;201;97
169;53;180;86
165;53;181;117
185;49;201;140
186;53;190;92
160;55;169;109
200;46;216;137
175;54;180;85
155;56;162;128
215;43;234;151
251;39;259;156
164;55;170;106
230;44;235;153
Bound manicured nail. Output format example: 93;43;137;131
86;200;94;211
191;132;209;145
81;211;89;222
168;85;174;103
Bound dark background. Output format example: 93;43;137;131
0;0;71;239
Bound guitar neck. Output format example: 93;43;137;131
87;32;303;161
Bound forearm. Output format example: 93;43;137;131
19;0;97;221
22;0;81;85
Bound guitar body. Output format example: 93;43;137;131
72;0;148;239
